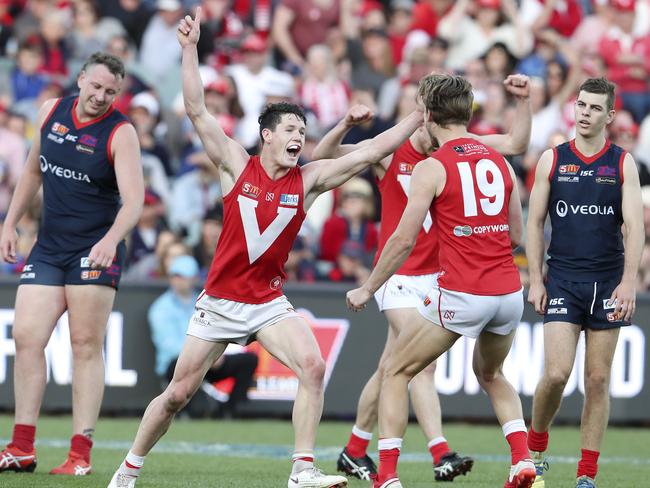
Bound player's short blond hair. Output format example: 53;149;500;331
418;74;473;128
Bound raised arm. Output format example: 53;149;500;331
346;159;442;311
178;8;248;192
0;98;56;263
476;74;531;155
302;108;422;202
311;104;375;160
526;149;553;314
611;154;644;321
88;123;144;269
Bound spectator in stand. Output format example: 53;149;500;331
571;0;614;56
69;0;126;62
129;91;173;176
387;0;416;67
225;33;294;151
598;0;650;123
327;239;371;283
100;0;154;49
148;255;258;418
409;0;453;37
105;34;153;114
35;7;70;81
126;190;167;269
192;205;222;279
300;44;350;130
0;122;27;214
194;0;245;67
10;39;49;103
483;41;518;81
123;229;178;280
272;0;340;70
12;0;53;43
168;148;222;246
0;0;15;55
139;0;185;84
437;0;533;72
519;0;584;38
319;176;378;264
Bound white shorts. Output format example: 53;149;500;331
187;292;301;345
374;273;439;311
418;286;524;338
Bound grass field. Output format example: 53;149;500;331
0;415;648;487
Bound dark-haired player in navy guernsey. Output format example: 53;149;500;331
0;53;144;476
526;78;643;488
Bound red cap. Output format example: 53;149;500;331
610;0;635;11
144;190;162;206
205;79;229;95
241;34;267;53
476;0;500;9
359;0;382;16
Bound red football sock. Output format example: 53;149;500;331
577;449;599;479
429;440;450;464
527;428;548;453
10;424;35;453
506;431;529;464
346;432;370;458
378;448;400;481
70;434;93;463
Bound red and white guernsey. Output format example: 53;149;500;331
375;139;439;275
205;156;306;303
432;138;520;295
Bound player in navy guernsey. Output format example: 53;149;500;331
526;78;644;488
0;53;144;476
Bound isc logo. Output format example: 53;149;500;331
580;170;594;176
549;298;564;305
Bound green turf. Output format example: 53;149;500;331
0;415;648;487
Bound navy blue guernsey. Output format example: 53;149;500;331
38;96;128;252
547;139;626;282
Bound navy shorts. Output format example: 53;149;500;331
544;275;630;330
20;240;126;289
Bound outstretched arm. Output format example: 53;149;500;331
178;8;248;191
303;109;422;200
477;74;531;155
346;159;442;311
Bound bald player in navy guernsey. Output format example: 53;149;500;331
526;78;644;488
0;53;144;476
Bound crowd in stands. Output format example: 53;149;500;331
1;0;650;290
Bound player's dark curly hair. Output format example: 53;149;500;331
258;102;306;141
81;52;125;79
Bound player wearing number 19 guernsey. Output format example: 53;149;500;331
345;74;535;488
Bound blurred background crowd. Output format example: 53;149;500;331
0;0;650;291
